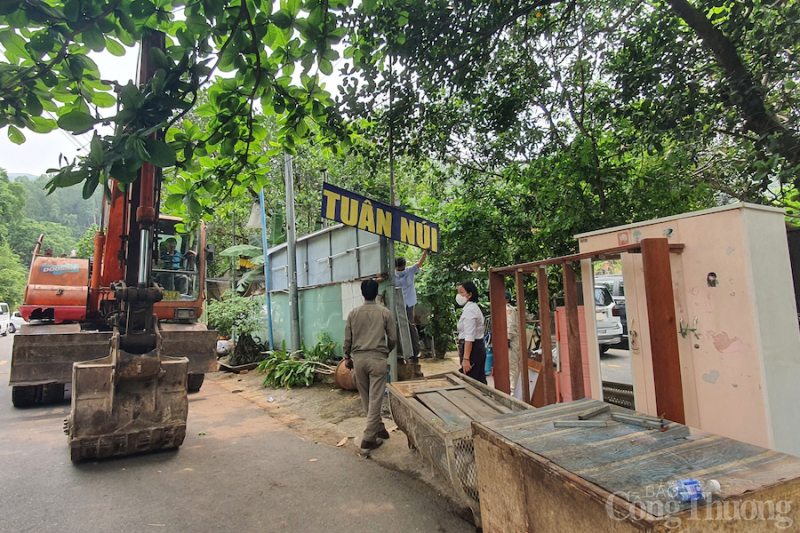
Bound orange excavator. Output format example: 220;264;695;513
8;33;217;461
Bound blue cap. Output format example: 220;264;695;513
505;291;511;299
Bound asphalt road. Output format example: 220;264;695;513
599;347;633;385
0;334;473;533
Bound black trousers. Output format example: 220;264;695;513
458;339;487;384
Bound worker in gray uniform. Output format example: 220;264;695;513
343;279;398;455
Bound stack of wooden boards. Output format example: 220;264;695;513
387;373;530;525
472;398;800;532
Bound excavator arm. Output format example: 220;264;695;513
66;32;191;461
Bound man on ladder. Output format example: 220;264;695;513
393;249;428;362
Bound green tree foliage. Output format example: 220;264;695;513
75;223;99;258
17;174;101;239
0;0;354;216
0;239;27;309
5;217;76;265
342;0;800;203
0;173;78;267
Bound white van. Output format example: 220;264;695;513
0;302;9;336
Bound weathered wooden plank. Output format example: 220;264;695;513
489;270;510;393
563;262;585;400
462;383;513;413
441;388;504;420
489;399;597;431
413;385;465;395
392;378;453;398
515;269;531;405
641;238;685;424
416;391;472;429
537;266;556;405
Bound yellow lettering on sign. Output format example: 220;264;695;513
376;208;392;238
431;227;439;253
164;290;180;301
340;197;359;226
322;189;340;220
416;222;430;250
400;217;415;246
358;200;376;233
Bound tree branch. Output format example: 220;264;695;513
664;0;800;176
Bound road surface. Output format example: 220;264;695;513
0;334;473;533
599;347;633;384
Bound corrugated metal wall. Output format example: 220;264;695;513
267;224;383;291
259;224;388;354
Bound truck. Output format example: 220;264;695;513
8;32;217;461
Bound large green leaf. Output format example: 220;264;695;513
7;125;25;144
81;26;106;52
57;111;96;133
105;37;126;57
219;244;264;257
143;138;177;167
90;91;117;108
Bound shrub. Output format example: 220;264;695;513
256;332;339;389
206;290;267;365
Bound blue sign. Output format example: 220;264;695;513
321;183;439;252
40;263;80;276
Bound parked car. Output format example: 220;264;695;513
594;286;623;353
0;302;9;336
595;274;627;348
9;311;25;334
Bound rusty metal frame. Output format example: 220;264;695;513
489;240;684;413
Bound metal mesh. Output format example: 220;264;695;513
389;394;450;474
452;436;480;503
602;381;635;410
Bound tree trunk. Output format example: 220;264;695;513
665;0;800;177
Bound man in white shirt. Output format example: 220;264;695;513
393;249;428;362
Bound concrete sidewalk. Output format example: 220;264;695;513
0;337;473;533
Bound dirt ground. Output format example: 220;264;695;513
208;353;477;521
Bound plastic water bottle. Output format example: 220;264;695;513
668;478;721;502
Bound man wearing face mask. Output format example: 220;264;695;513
393;249;428;362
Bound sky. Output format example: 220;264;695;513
0;48;140;178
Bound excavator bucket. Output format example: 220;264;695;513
66;326;189;462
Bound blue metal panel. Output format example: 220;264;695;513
331;226;358;282
357;230;382;277
270;247;288;291
307;232;332;286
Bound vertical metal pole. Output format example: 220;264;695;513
285;153;301;352
259;189;275;350
386;54;398;382
231;210;236;291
